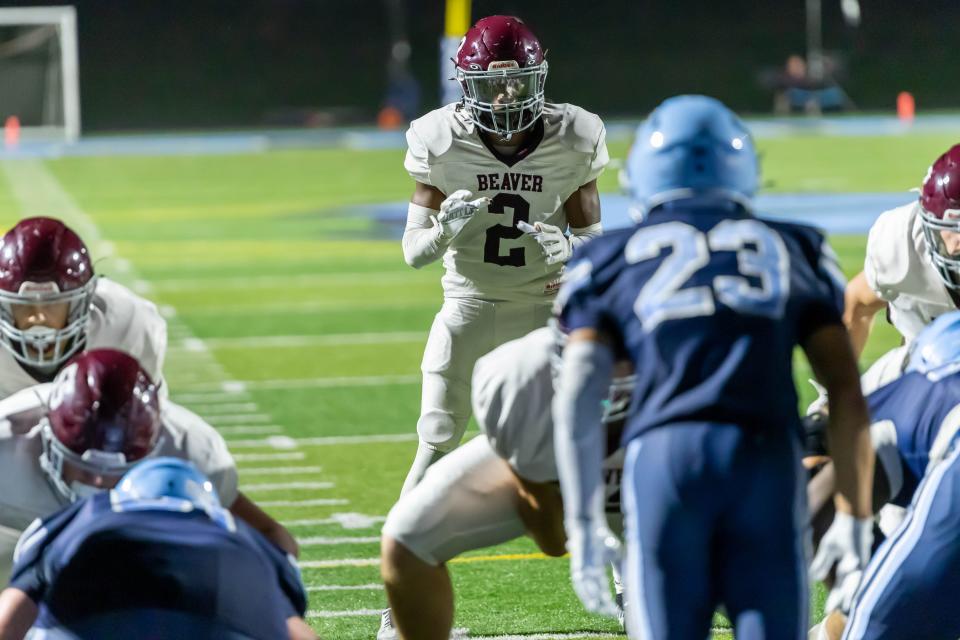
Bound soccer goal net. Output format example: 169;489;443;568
0;6;79;142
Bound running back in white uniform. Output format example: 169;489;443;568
0;279;167;400
406;102;608;302
865;203;956;342
403;103;608;460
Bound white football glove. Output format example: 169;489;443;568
810;511;873;613
566;519;622;618
517;220;573;265
432;189;489;241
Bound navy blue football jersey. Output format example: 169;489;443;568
11;492;306;639
867;368;960;507
558;206;845;444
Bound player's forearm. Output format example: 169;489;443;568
0;589;37;640
842;272;886;359
826;385;874;519
401;203;447;269
553;338;613;527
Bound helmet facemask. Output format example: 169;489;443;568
0;277;97;373
457;60;547;140
919;208;960;290
39;418;161;503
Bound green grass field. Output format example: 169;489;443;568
0;131;940;638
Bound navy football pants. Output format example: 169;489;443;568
622;422;808;640
843;438;960;640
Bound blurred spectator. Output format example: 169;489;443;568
760;53;853;115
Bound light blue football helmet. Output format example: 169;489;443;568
625;95;759;216
906;311;960;375
110;457;235;530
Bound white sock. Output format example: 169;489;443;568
611;560;624;594
400;441;446;496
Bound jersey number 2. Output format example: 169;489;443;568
484;193;529;267
626;220;790;331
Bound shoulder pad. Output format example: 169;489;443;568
543;103;605;155
407;104;470;159
864;203;919;301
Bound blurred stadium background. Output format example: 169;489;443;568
0;0;957;638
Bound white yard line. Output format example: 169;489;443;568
240;466;324;476
150;271;429;291
190;402;260;414
283;513;384;529
216;425;284;435
171;331;425;350
306;584;382;592
234;452;307;462
171;391;248;404
242;481;334;492
298;536;380;546
256;498;348;507
300;557;379;568
205;413;273;424
306;609;381;619
224;433;418;449
181;374;420;393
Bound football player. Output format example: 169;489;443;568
0;217;166;399
398;15;608;495
553;95;874;639
805;311;960;639
844;144;960;358
0;349;297;583
0;458;315;640
379;324;629;640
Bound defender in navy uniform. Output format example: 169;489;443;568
552;95;875;640
0;458;315;640
803;312;960;640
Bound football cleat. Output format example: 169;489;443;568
376;608;397;640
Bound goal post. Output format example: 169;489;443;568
0;6;80;142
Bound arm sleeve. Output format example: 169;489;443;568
401;203;448;269
553;339;614;526
403;126;433;185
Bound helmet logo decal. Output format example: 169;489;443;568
488;60;520;71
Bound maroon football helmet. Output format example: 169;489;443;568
0;217;96;371
919;144;960;289
454;15;547;139
40;348;162;502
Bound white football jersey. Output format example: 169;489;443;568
0;385;237;534
405;102;608;302
472;326;621;488
864;202;956;342
0;278;167;400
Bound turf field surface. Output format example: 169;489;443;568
0;130;936;638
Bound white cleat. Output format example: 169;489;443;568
377;608;398;640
